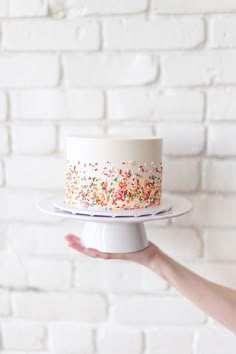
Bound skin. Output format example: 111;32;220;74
65;234;236;333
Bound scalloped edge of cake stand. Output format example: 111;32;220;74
53;196;172;218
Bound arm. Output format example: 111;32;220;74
150;247;236;333
65;234;236;333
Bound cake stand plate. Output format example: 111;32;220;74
38;195;192;253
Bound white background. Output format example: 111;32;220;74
0;0;236;352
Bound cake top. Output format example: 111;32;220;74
66;136;162;163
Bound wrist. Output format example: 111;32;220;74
147;246;171;279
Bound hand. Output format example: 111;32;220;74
65;234;160;268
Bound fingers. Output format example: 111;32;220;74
65;234;112;259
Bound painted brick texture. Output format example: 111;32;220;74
0;0;235;352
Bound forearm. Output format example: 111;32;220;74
149;249;236;333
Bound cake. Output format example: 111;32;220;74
65;137;163;211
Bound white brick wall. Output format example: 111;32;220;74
146;329;193;354
48;322;93;352
204;229;236;261
207;125;236;156
209;15;236;48
3;20;100;51
97;327;142;354
197;328;236;353
0;127;9;154
5;157;64;189
12;292;107;321
64;54;158;86
207;88;236;120
10;89;104;119
0;0;236;352
152;0;236;13
74;259;167;292
9;0;48;17
0;55;59;88
11;124;56;154
103;17;204;50
107;89;204;120
49;0;148;16
110;295;205;325
2;321;46;351
0;92;7;120
162;52;236;86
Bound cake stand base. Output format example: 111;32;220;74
81;222;148;253
38;194;192;253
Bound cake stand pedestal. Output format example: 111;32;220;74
38;195;192;253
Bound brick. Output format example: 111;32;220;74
64;54;158;87
97;327;142;354
110;295;205;325
24;258;72;290
0;225;7;250
0;189;61;222
0;127;9;154
0;55;59;88
146;329;193;354
209;15;236;48
156;123;205;155
107;88;152;119
48;323;93;352
107;89;204;121
75;259;166;292
0;251;27;287
189;262;236;288
0;92;7;120
0;290;10;316
202;159;236;191
141;266;167;292
9;0;48;17
0;351;47;354
152;0;236;13
5;157;64;189
204;229;236;261
104;17;204;50
2;321;45;350
59;124;105;152
0;352;35;354
146;227;202;260
0;1;8;17
154;91;204;121
207;88;236;120
11;124;56;154
0;160;4;185
163;158;200;191
207;125;236;156
10;89;104;119
107;124;153;137
12;292;107;321
162;52;236;86
3;20;100;51
173;194;236;227
6;222;84;257
65;90;104;119
197;328;236;353
50;0;147;15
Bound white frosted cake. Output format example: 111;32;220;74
65;137;163;211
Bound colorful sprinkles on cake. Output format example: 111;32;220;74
65;160;163;210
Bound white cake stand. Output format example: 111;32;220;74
38;194;192;253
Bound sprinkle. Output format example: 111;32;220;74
65;160;162;210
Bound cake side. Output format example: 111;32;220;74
65;137;163;211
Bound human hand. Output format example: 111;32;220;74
65;234;160;268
